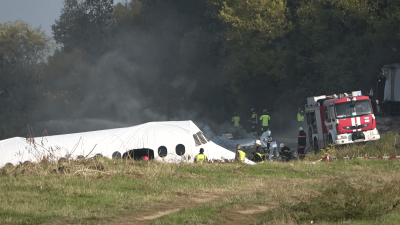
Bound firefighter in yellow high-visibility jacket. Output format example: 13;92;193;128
194;148;208;163
235;144;246;163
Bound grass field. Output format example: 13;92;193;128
1;133;400;225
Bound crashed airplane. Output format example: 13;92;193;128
0;120;255;167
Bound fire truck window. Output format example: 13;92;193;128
355;101;371;114
176;144;185;156
158;146;167;157
329;105;335;121
335;100;372;118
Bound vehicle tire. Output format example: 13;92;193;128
313;137;319;154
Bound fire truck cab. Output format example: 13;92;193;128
305;91;380;151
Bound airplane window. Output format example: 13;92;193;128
176;144;185;156
158;146;167;157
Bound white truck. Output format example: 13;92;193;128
375;63;400;115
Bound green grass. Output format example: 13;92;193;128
1;133;400;224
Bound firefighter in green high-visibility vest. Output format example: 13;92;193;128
259;109;271;133
194;148;208;163
297;108;305;122
232;112;240;127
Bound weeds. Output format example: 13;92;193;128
1;135;400;224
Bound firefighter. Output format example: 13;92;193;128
255;140;263;154
259;109;271;133
254;140;265;162
194;148;208;163
250;108;258;135
261;129;273;150
297;127;307;159
297;108;305;122
252;152;264;163
377;71;386;102
232;112;240;127
280;143;293;162
235;144;246;163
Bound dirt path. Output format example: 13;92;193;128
108;192;223;225
217;204;278;225
105;177;316;225
108;197;275;225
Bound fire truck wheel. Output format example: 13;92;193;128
313;137;319;153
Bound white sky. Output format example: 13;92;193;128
0;0;126;36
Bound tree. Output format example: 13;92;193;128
52;0;115;56
211;0;400;112
113;0;142;26
210;0;293;108
0;21;50;139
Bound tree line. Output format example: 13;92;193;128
1;0;400;139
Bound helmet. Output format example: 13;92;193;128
233;112;237;115
263;109;267;113
280;143;284;148
143;156;149;161
299;127;303;131
251;108;255;112
265;130;271;137
200;148;204;153
255;140;261;145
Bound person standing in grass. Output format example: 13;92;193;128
194;148;208;163
236;144;246;163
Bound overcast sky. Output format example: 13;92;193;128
0;0;125;36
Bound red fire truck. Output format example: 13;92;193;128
305;91;380;151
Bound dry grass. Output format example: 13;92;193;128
305;132;400;161
1;150;400;224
